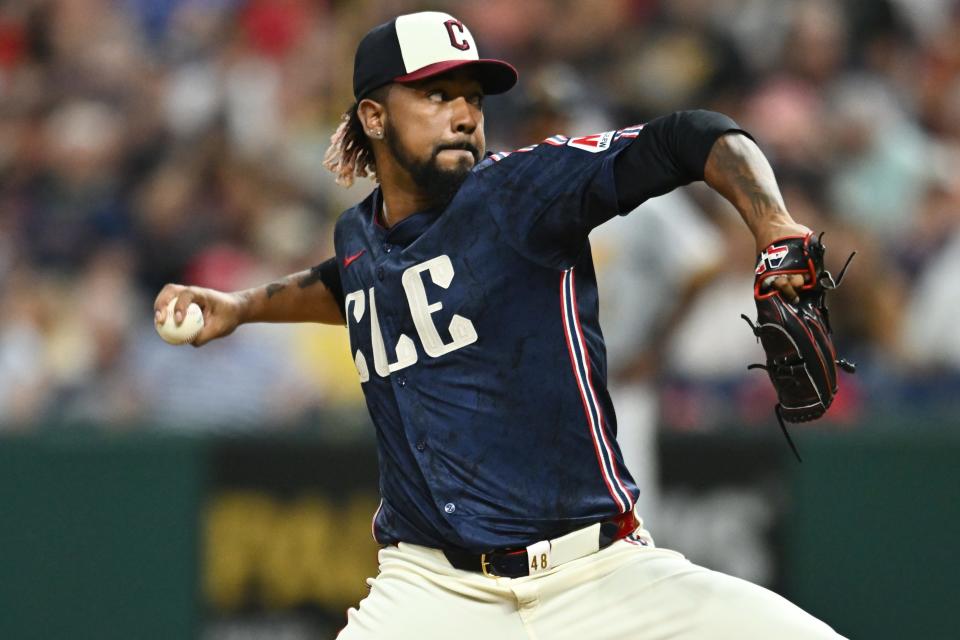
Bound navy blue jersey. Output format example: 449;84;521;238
333;113;740;551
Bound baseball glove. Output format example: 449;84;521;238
741;232;856;461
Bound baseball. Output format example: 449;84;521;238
156;297;204;345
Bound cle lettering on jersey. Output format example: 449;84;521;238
346;254;478;381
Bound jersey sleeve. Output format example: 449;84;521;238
475;110;746;269
613;110;747;210
314;256;346;321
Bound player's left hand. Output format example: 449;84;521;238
741;232;857;460
755;223;812;304
766;273;807;305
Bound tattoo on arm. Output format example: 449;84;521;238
705;133;805;248
265;264;325;297
297;265;324;289
709;135;785;224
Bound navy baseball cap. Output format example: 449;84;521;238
353;11;518;101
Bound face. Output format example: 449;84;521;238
375;70;486;203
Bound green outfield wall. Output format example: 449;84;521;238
0;435;206;640
786;432;960;640
0;428;955;639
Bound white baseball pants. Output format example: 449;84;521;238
336;530;844;639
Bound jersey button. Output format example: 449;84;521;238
396;374;407;387
443;502;456;514
376;267;385;281
383;243;392;253
415;440;426;451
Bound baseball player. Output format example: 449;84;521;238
155;12;845;639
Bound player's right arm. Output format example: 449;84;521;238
154;258;345;346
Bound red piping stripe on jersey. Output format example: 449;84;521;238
566;268;633;511
560;270;625;512
560;268;632;513
371;498;383;543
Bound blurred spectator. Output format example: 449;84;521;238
901;179;960;369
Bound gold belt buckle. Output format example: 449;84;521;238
480;553;496;578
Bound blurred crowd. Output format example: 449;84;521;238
1;0;959;432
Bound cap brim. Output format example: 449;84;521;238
394;59;518;95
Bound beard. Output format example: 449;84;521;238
384;125;480;208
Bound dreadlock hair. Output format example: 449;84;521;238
323;87;388;188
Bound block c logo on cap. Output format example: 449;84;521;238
444;19;471;51
395;12;479;71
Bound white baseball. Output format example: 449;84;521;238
156;297;204;345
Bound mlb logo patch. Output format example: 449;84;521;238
567;131;615;153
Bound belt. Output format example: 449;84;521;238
443;511;639;579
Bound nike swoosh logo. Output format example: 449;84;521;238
343;249;366;268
